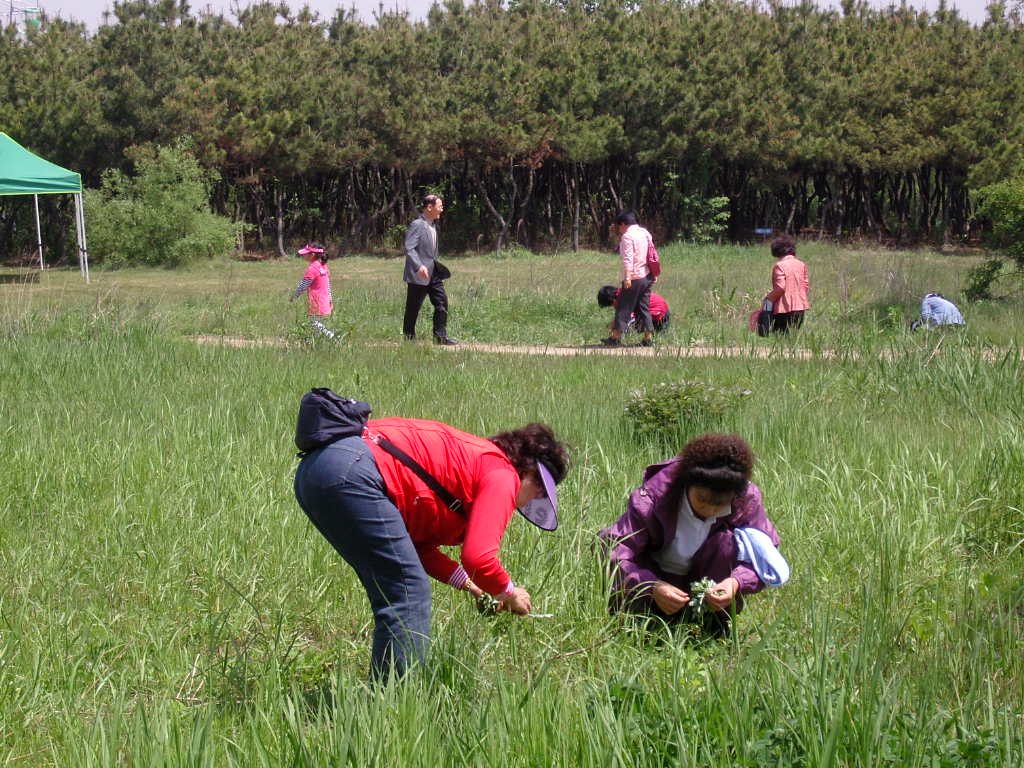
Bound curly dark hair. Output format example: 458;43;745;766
770;235;796;259
489;422;569;484
597;285;618;308
674;433;754;494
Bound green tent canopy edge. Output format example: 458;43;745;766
0;132;89;281
0;132;82;195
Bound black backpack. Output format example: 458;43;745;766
294;388;372;455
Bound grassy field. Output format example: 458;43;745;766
2;241;1019;347
1;244;1022;766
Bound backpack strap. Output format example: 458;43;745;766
373;435;465;515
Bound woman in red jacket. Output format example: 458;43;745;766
294;417;569;680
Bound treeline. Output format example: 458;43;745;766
2;0;1024;260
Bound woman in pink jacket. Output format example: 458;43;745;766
763;235;809;333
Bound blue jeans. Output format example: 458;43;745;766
294;436;431;680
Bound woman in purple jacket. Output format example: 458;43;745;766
599;434;780;636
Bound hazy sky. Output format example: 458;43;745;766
26;0;1002;29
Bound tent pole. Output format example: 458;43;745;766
74;194;84;278
75;193;90;284
33;194;44;270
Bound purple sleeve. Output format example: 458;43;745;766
599;488;664;601
727;483;781;594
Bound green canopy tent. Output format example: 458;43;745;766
0;132;90;282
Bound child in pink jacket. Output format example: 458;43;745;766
763;235;809;333
290;242;335;338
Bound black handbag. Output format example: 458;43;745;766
433;260;451;280
756;300;773;337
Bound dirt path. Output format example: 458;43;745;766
190;334;293;349
188;334;845;360
188;333;1021;363
437;341;845;360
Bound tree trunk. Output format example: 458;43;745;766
275;184;288;258
476;173;509;251
570;164;580;253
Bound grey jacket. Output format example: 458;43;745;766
403;215;439;285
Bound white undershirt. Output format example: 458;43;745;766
652;490;718;576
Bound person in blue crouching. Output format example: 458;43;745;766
911;293;965;331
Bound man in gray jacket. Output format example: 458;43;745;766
403;195;456;344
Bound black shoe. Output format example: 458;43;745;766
404;333;416;341
600;337;621;347
434;335;458;346
640;338;654;347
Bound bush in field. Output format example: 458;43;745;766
970;178;1024;298
625;380;751;444
964;258;1007;301
85;141;239;268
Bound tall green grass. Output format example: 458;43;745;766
0;250;1021;765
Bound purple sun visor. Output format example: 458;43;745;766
517;460;558;531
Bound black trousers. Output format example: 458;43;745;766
613;276;653;333
403;276;449;339
770;310;805;334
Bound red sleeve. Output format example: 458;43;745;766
765;263;785;303
303;262;319;280
417;545;460;584
460;462;518;596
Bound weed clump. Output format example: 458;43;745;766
625;381;751;444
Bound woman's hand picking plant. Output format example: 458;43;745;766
705;578;739;611
498;586;532;615
652;581;690;615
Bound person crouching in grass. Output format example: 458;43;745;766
599;434;787;638
597;285;671;334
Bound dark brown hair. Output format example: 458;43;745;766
770;235;795;259
673;433;754;494
614;210;638;226
597;285;618;307
489;422;569;484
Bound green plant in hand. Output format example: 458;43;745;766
683;577;717;622
476;592;500;617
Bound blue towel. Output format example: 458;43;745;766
734;527;790;587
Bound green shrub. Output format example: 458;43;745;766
624;380;751;444
84;140;240;268
974;177;1024;266
964;257;1006;301
971;178;1024;299
662;171;731;244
